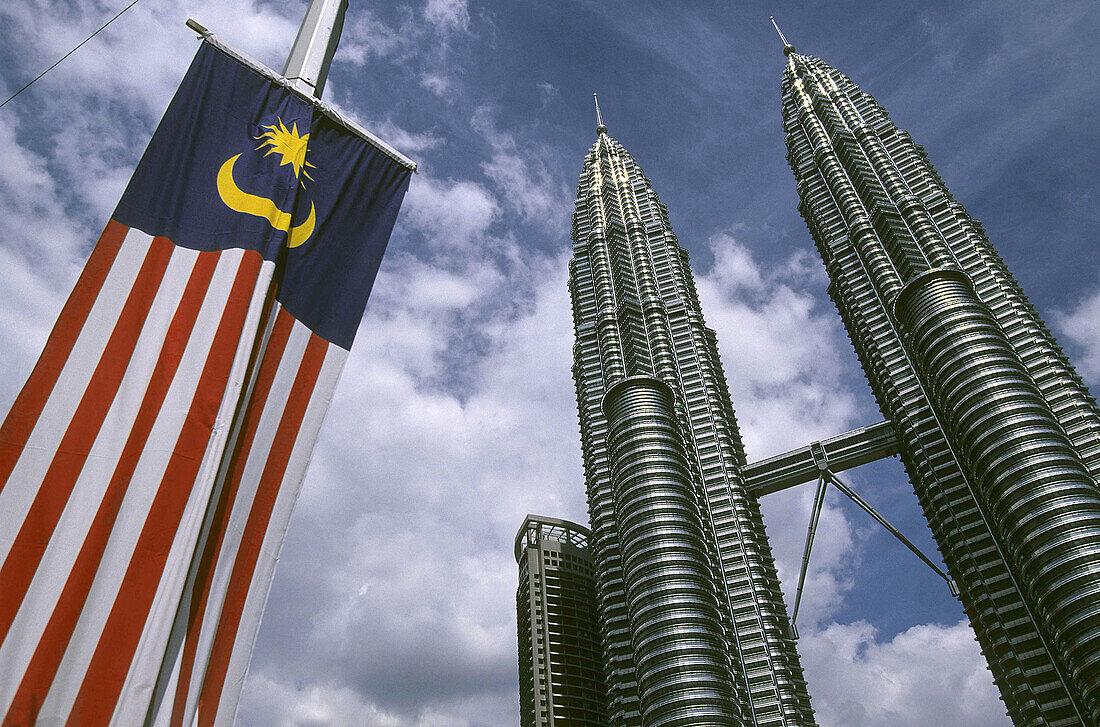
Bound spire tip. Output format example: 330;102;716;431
594;93;607;135
770;15;796;56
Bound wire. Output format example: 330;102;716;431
0;0;144;111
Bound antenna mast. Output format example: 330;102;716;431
594;93;607;133
770;16;797;56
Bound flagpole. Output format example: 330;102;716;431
282;0;348;99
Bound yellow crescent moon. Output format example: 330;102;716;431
217;154;315;248
286;201;315;249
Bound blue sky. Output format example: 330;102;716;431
1;1;1098;725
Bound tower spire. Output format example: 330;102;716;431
594;93;607;135
770;16;797;56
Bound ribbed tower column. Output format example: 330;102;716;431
894;269;1100;723
602;377;742;727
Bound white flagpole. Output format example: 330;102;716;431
282;0;348;99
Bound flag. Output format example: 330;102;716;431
0;39;411;726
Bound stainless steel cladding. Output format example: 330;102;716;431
783;46;1100;726
894;269;1100;723
602;378;742;727
570;126;815;726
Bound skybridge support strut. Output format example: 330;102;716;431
785;433;957;639
824;469;957;594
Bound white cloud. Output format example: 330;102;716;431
322;99;445;156
310;0;479;101
47;104;142;222
471;107;570;231
760;485;858;629
697;232;861;458
1;1;298;119
1054;288;1100;386
706;235;767;292
0;116;89;406
419;73;453;97
424;0;470;33
401;175;500;249
401;261;483;310
800;620;1008;727
239;675;514;727
242;244;580;724
337;9;404;64
536;82;558;108
692;233;867;629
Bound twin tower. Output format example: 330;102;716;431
515;37;1100;727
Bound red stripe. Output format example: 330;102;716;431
170;307;295;726
2;251;221;726
66;252;264;726
197;332;327;726
0;221;128;493
0;235;173;646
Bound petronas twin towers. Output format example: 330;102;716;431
518;30;1100;727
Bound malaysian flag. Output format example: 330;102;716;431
0;40;411;725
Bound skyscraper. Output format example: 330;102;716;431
779;35;1100;726
567;107;815;727
515;515;609;727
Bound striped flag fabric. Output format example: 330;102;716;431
0;39;411;726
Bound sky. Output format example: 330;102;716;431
1;1;1098;725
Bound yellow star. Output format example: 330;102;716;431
255;118;315;182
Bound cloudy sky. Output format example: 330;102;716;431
1;1;1099;725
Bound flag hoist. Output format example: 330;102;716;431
0;1;415;724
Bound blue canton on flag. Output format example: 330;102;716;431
115;41;411;349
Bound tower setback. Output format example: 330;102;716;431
781;46;1100;726
568;120;816;727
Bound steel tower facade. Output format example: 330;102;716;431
780;42;1100;726
568;116;815;727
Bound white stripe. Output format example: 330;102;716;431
217;339;347;725
173;313;311;723
111;258;276;726
35;251;264;723
147;647;182;727
0;242;199;714
0;227;153;564
138;277;284;727
141;294;284;727
34;249;245;722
